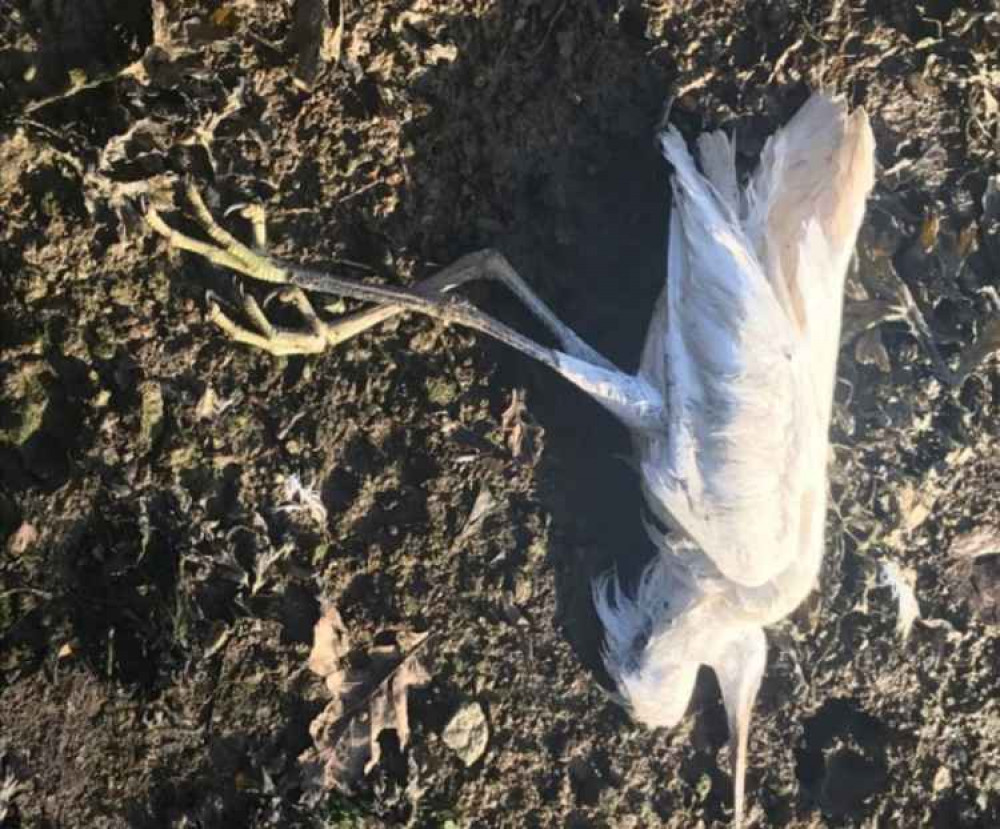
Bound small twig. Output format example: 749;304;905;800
0;587;53;600
22;61;145;116
532;0;569;57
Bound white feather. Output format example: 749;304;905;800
595;92;875;826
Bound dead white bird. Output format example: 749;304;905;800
594;94;874;825
146;91;874;825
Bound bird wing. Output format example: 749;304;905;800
640;96;874;589
745;93;876;419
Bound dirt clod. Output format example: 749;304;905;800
442;702;489;768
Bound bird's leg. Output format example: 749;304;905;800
709;626;768;829
192;201;379;356
145;183;666;431
205;284;330;355
160;188;615;366
145;189;559;365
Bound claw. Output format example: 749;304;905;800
143;184;639;411
223;202;250;218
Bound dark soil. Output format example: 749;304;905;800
2;1;999;827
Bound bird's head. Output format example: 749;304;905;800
593;553;702;728
594;552;767;827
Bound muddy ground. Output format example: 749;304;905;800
1;1;999;827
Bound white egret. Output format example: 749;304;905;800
146;91;875;826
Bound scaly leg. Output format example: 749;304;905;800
202;202;367;356
145;183;665;431
156;186;615;367
205;285;330;356
245;199;615;365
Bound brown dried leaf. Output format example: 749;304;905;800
210;6;239;30
328;0;345;65
920;211;940;253
955;317;1000;380
307;604;350;678
500;388;543;461
305;696;370;787
949;528;1000;561
957;223;979;259
898;484;935;534
501;389;527;457
390;650;430;750
968;556;1000;626
194;385;220;421
300;620;430;797
288;0;343;87
881;560;920;639
6;523;38;556
454;487;496;546
854;329;891;372
442;702;489;767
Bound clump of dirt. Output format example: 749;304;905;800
2;1;999;827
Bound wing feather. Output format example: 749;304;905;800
640;94;874;589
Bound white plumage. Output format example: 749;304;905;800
146;89;876;828
594;93;875;825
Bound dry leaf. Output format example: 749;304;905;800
300;610;431;797
454;487;496;546
957;223;979;259
6;523;38;556
305;699;369;787
308;604;349;678
854;328;891;372
442;702;489;767
898;484;935;533
949;528;1000;560
881;560;921;639
328;1;345;65
210;6;238;30
288;0;344;87
138;381;165;453
425;43;459;65
919;211;940;253
500;388;543;460
966;556;1000;626
278;474;329;526
949;529;1000;626
194;385;219;421
955;317;1000;381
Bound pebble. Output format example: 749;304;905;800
442;701;489;767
